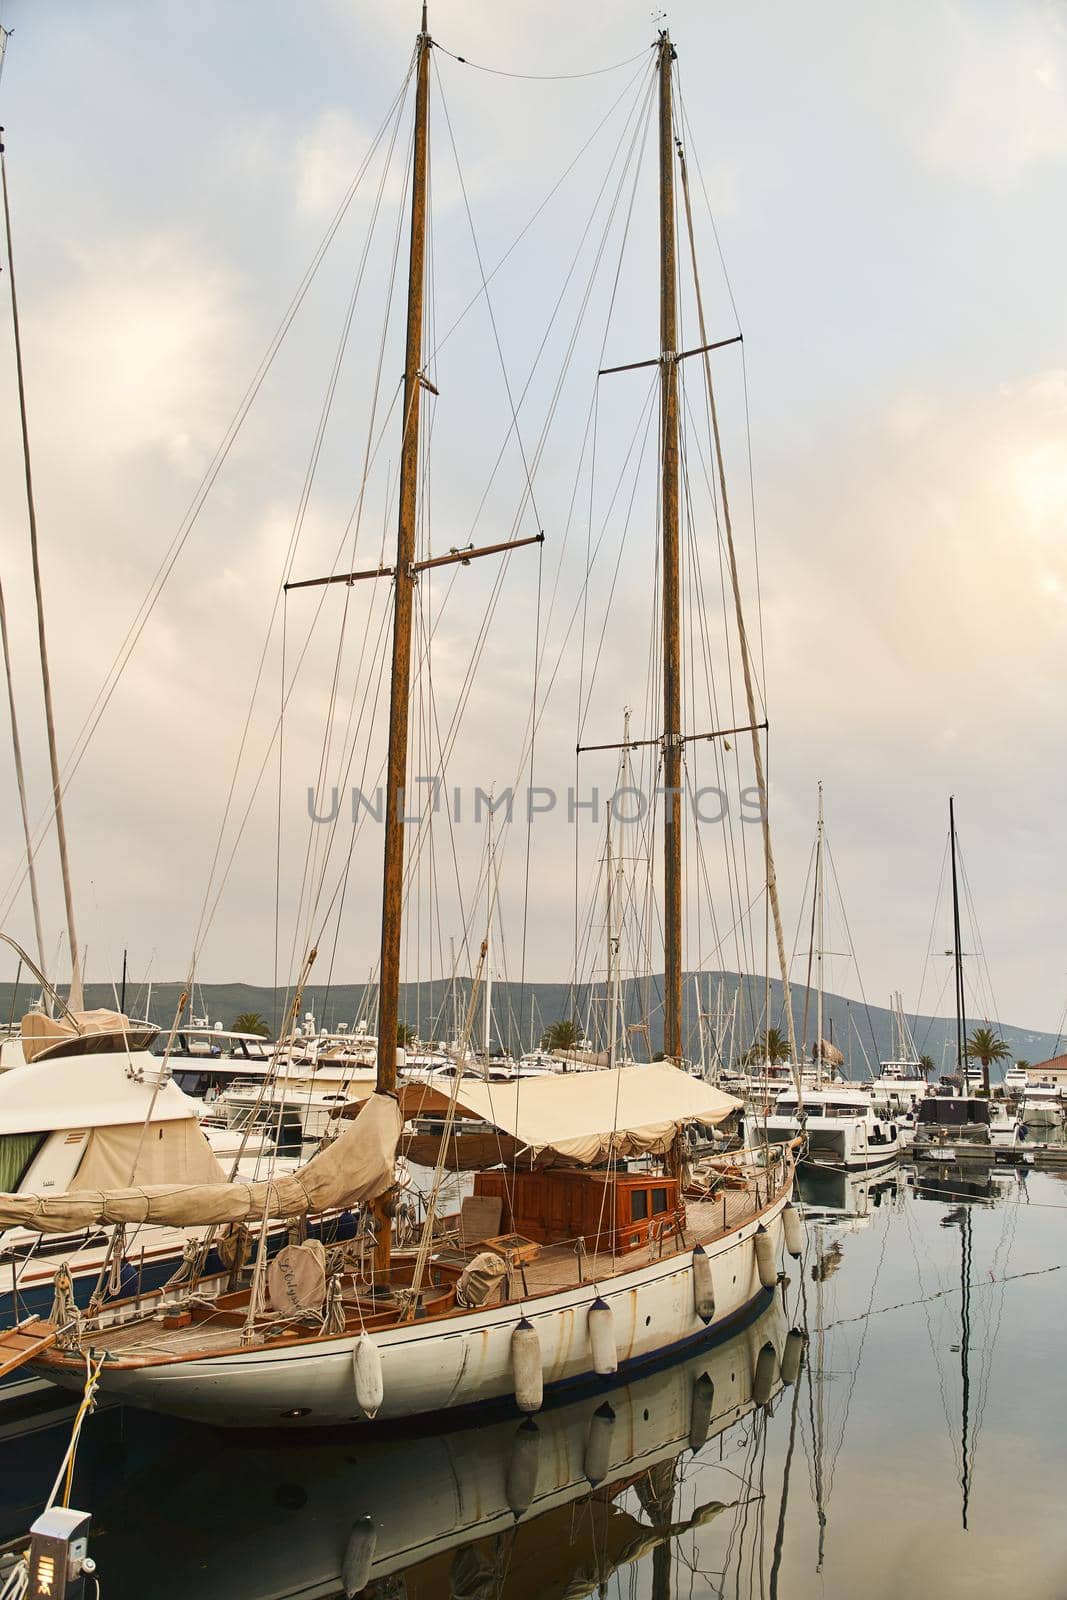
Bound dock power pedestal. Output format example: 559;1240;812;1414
28;1507;95;1599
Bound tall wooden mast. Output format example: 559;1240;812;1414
375;7;431;1265
657;31;683;1066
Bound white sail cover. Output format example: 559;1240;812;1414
446;1063;741;1165
0;1091;402;1236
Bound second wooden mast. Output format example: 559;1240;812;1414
375;8;431;1268
658;31;683;1067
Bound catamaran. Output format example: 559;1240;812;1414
749;1085;901;1171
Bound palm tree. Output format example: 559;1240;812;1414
397;1020;416;1046
743;1027;790;1066
232;1012;270;1038
964;1026;1011;1095
918;1054;935;1079
542;1018;581;1053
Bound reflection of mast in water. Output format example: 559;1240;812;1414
808;1231;828;1572
770;1330;807;1600
940;1201;973;1530
638;1459;677;1600
956;1204;973;1530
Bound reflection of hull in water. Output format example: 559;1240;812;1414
65;1295;794;1600
910;1164;1016;1205
912;1130;993;1163
795;1164;900;1222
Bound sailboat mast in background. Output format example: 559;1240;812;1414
1;118;82;1006
949;796;972;1086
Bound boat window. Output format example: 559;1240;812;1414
0;1131;46;1192
173;1070;210;1097
651;1187;669;1215
631;1190;649;1221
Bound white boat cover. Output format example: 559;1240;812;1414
445;1063;742;1165
0;1090;402;1236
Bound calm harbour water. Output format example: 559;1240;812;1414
3;1161;1066;1599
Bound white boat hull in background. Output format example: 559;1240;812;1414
748;1115;900;1171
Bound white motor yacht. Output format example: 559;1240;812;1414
1019;1080;1064;1130
748;1085;900;1170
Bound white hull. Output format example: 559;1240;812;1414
749;1114;900;1171
48;1191;790;1427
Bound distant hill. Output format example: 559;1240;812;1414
3;971;1058;1083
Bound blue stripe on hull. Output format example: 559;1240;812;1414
240;1283;778;1441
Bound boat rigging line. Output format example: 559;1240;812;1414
433;39;654;82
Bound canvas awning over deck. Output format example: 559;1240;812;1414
437;1063;741;1165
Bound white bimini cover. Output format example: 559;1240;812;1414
450;1063;741;1165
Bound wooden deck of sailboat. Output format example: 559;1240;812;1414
65;1180;775;1368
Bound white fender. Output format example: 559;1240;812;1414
692;1243;715;1323
588;1296;617;1376
688;1371;715;1452
341;1516;377;1598
752;1340;779;1406
505;1417;541;1517
511;1317;543;1413
583;1401;616;1485
782;1202;805;1259
754;1225;778;1289
353;1335;384;1419
781;1327;805;1386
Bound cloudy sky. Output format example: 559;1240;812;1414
0;0;1064;1035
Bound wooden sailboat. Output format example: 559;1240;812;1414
15;16;800;1428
